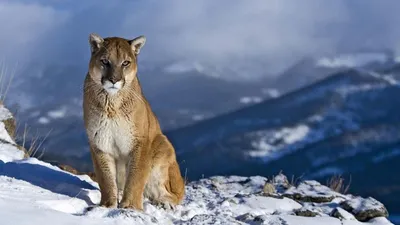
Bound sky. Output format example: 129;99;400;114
1;0;400;78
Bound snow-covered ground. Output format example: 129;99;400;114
0;158;394;225
0;104;394;224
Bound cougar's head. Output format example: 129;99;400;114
88;33;146;95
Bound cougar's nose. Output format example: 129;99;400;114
108;77;121;84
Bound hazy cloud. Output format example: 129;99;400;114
0;1;69;62
2;0;400;77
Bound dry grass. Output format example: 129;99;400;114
0;62;52;160
184;167;188;185
289;173;305;186
19;123;52;159
268;171;304;187
0;61;17;102
327;174;352;194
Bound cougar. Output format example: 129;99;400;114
83;33;185;210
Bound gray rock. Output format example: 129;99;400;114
236;212;255;222
340;196;389;222
0;104;28;158
294;208;319;217
283;180;337;203
330;207;356;220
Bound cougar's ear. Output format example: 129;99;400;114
89;33;104;54
129;36;146;55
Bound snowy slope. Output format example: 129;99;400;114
0;158;394;225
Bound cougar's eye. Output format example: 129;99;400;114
122;61;131;67
100;59;109;66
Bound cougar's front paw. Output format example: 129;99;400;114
100;197;118;208
160;201;176;211
119;199;143;211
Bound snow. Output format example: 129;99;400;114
0;156;394;224
192;114;205;121
284;180;344;200
334;207;357;220
38;116;50;124
240;96;263;104
0;143;25;163
372;148;400;163
344;197;387;215
164;61;205;74
316;53;388;69
0;108;25;162
0;105;13;121
248;124;310;158
262;88;280;98
47;107;67;119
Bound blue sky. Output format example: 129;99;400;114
1;0;400;77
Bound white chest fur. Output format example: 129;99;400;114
87;114;134;157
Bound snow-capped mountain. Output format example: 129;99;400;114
271;51;396;93
165;68;400;215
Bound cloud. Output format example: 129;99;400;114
2;0;400;77
0;1;69;62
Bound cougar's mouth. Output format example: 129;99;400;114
103;80;123;95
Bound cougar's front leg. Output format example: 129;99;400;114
91;146;118;208
119;140;151;210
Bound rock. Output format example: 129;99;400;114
294;208;319;217
211;181;220;190
190;214;214;223
283;180;337;203
0;104;28;158
253;215;269;222
2;117;16;139
190;214;240;224
0;138;29;158
330;207;356;220
340;196;389;222
236;212;255;222
227;197;239;204
0;104;16;138
236;213;269;224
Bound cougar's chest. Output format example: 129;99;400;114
88;113;135;157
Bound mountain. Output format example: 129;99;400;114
272;51;395;93
8;51;393;162
165;68;400;214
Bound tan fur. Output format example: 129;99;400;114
83;34;185;210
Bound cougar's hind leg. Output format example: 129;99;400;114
166;160;185;205
145;135;185;209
